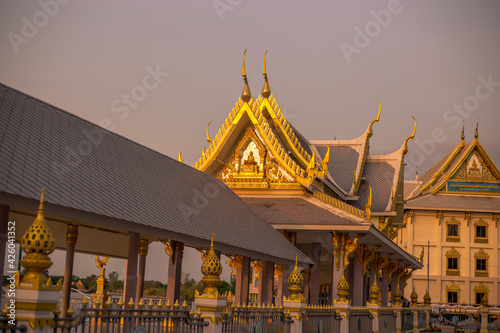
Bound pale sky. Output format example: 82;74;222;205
1;0;500;283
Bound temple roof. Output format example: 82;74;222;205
0;82;311;265
405;194;500;213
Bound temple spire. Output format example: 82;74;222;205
241;49;251;103
261;50;271;98
461;122;465;141
474;119;479;139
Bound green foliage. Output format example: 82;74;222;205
107;271;123;293
81;274;98;293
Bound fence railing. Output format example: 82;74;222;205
221;304;293;333
302;305;341;333
52;299;207;333
348;308;372;333
0;316;27;333
379;308;397;333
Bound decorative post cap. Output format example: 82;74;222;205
481;294;488;308
410;288;418;306
423;290;431;306
368;281;380;304
200;233;222;295
287;255;304;300
20;189;57;288
336;273;350;303
392;287;402;305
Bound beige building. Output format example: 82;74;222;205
398;127;500;305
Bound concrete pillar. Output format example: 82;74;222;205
390;277;398;304
166;241;184;304
399;279;405;300
235;256;250;305
310;243;321;305
275;264;284;305
258;260;274;304
122;232;140;305
61;224;78;317
352;252;363;306
135;238;149;302
381;267;389;307
0;205;9;281
332;253;344;304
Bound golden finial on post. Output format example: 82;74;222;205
287;255;304;300
368;281;380;304
423;290;431;306
200;233;222;295
261;50;271;98
402;116;417;155
410;288;418;306
365;185;372;220
20;189;57;288
336;273;349;303
241;49;252;103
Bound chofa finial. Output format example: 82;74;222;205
474;118;479;139
261;50;271;98
402;116;417;155
461;122;465;141
241;49;251;103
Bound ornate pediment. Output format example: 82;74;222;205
216;127;301;189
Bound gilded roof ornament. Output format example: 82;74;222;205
402;116;417;155
261;50;271;98
287;255;304;300
241;49;252;103
20;189;57;288
206;121;212;144
365;185;372;220
474;118;479;139
200;233;222;295
461;122;465;141
366;100;381;138
178;151;183;163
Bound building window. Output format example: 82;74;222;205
445;218;460;242
474;219;488;244
445;248;460;276
476;293;485;305
474;249;489;277
445;282;460;304
474;283;488;305
448;292;458;304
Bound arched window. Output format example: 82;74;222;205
445;248;460;276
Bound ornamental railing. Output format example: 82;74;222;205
302;305;341;333
0;316;27;333
221;303;293;333
348;308;372;333
52;299;207;333
379;308;397;332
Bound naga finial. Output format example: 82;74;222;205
261;50;271;98
402;116;417;155
206;121;212;144
178;151;183;163
241;49;251;103
461;122;465;141
367;100;381;138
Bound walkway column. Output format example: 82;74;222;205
390;277;398;304
258;260;274;304
275;264;284;305
352;248;364;306
0;205;9;284
234;255;250;305
135;238;149;302
165;240;184;304
61;224;78;317
310;243;321;305
123;232;140;305
381;266;389;307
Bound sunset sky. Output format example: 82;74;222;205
1;0;499;282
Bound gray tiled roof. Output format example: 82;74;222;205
403;181;421;200
241;197;361;225
0;83;311;264
406;194;500;213
350;160;395;212
289;123;313;156
316;145;359;193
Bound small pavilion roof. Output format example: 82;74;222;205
0;82;311;266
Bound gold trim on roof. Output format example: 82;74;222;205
206;121;212;144
402;116;417;155
312;190;366;219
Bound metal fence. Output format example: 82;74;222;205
221;304;292;333
348;308;372;333
430;308;480;332
0;317;27;333
52;298;207;333
489;312;500;333
302;305;341;333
